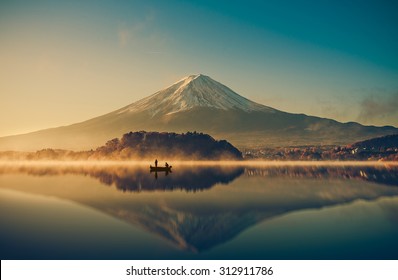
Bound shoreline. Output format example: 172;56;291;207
0;160;397;167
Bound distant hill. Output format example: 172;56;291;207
0;74;397;150
242;134;398;161
350;134;398;150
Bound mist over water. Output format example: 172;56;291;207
1;161;398;259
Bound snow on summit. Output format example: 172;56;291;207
118;74;275;116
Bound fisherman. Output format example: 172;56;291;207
165;162;169;168
155;159;158;167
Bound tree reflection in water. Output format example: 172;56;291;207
1;163;396;191
0;164;245;192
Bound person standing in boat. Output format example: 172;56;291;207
165;162;169;168
155;159;158;167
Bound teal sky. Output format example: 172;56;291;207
1;0;397;136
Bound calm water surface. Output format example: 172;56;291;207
1;162;398;259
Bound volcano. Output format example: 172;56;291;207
0;74;397;150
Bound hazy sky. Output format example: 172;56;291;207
1;0;397;136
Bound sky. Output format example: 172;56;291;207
1;0;397;137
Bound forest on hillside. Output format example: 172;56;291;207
0;131;243;161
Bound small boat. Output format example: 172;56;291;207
150;165;172;172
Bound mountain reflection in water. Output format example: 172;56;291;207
1;162;398;257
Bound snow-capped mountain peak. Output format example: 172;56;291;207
117;74;276;116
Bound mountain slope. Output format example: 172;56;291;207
0;74;397;150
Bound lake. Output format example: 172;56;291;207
1;161;398;259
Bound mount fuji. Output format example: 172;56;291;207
0;74;397;150
118;74;275;115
